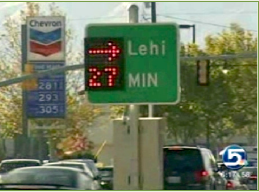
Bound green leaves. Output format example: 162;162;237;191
110;23;257;146
0;3;102;155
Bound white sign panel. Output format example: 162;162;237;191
26;16;65;61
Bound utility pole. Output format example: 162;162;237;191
151;2;156;23
192;25;196;44
179;24;196;44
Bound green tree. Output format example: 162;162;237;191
0;3;101;153
110;24;257;148
203;24;257;145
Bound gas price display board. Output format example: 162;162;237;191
84;38;125;91
26;62;66;118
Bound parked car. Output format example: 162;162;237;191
98;166;113;190
239;167;257;190
1;166;94;190
163;145;227;190
44;161;100;190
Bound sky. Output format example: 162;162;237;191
0;2;257;53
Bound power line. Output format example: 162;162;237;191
157;11;257;15
157;14;258;32
68;16;126;21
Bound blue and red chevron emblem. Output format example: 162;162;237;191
29;28;62;57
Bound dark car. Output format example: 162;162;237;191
239;167;257;190
246;160;257;167
1;166;94;190
98;166;113;190
163;145;227;190
0;159;41;174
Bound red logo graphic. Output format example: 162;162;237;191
30;41;62;57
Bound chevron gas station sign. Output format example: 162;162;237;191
25;16;66;119
27;16;65;61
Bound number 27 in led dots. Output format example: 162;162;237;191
84;37;125;91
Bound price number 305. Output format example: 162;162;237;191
39;106;59;114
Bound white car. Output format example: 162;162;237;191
44;161;100;190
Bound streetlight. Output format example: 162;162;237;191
179;24;196;44
143;3;196;44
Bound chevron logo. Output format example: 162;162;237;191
29;28;62;57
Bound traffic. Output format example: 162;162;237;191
0;144;256;190
0;1;257;191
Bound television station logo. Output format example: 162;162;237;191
222;145;247;170
26;16;65;61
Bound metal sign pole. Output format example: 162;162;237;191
21;25;29;158
128;4;140;190
148;2;157;118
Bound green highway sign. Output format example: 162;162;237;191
84;23;180;104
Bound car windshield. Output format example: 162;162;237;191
0;162;40;173
2;169;77;188
86;161;99;175
46;163;84;171
164;148;203;173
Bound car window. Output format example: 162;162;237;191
99;168;113;177
164;148;203;172
208;152;217;169
4;169;77;188
201;151;211;170
0;161;40;173
86;162;99;176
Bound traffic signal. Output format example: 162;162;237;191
197;60;210;86
22;63;38;90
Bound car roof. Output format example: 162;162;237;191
241;166;257;169
163;145;201;150
64;159;94;163
1;159;41;163
45;161;86;166
11;166;84;173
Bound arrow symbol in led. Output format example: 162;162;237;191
88;41;121;61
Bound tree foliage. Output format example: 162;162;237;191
0;3;101;152
111;24;257;146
